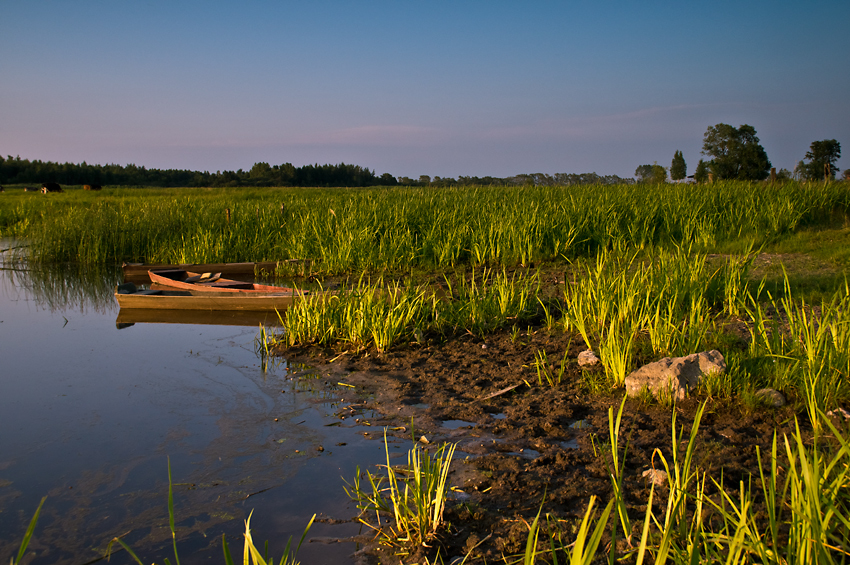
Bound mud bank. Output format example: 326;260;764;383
282;327;803;563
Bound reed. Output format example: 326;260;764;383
271;244;850;406
274;268;540;351
562;248;732;385
514;395;850;565
3;181;849;270
532;347;571;387
744;272;850;411
345;430;457;553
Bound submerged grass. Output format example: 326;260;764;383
13;460;314;565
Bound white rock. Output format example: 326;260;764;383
625;350;726;400
577;350;600;367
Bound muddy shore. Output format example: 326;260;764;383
282;323;803;564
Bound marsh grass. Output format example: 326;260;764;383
744;272;850;412
272;244;850;406
345;430;457;554
515;395;850;565
532;347;571;387
4;181;850;271
275;268;540;352
562;248;732;385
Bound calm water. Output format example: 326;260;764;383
0;252;390;564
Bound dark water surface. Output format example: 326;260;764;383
0;252;388;564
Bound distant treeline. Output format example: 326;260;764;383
0;155;633;188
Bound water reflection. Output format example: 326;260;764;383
0;254;381;565
1;259;118;314
116;308;285;328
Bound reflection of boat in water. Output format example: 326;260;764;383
116;308;286;328
115;283;314;311
148;269;300;293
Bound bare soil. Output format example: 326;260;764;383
282;325;803;564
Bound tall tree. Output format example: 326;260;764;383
670;150;687;180
702;123;771;180
694;159;709;183
801;139;841;180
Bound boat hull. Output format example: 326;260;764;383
114;289;312;311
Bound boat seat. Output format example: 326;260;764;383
185;272;222;283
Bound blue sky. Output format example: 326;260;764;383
1;1;847;179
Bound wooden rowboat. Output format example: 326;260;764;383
122;261;281;279
148;269;300;293
115;283;315;311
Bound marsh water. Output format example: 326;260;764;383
0;247;390;564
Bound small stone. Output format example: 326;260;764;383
754;388;785;407
577;350;600;367
419;435;430;444
642;468;668;488
317;446;324;452
827;407;850;420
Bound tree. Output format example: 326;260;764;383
378;172;397;185
635;163;666;183
702;123;771;180
670;150;686;180
800;139;841;181
694;159;709;183
635;164;654;182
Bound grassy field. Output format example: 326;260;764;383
4;181;850;405
2;181;849;272
4;181;850;564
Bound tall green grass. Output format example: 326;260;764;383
743;274;850;414
273;245;850;406
275;268;540;352
345;431;457;554
3;181;849;270
517;396;850;565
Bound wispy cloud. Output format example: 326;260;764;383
301;124;444;146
